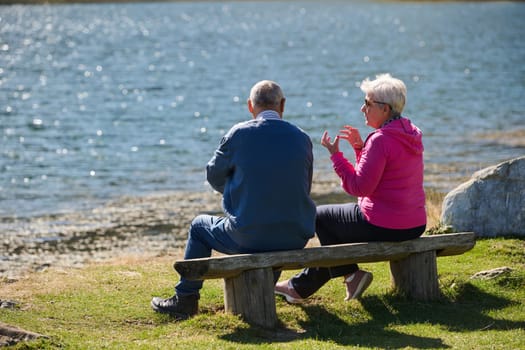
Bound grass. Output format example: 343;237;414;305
1;191;524;349
2;239;524;349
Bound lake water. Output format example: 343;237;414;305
1;0;524;218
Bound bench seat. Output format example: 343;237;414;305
174;232;475;328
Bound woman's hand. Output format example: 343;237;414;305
321;130;340;155
339;125;364;150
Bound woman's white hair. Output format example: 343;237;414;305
360;73;407;116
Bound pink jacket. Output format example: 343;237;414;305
331;117;427;229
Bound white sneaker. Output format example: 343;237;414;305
344;270;373;301
274;279;304;304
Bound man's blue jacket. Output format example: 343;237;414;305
206;113;316;251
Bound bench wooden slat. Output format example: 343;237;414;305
174;232;475;280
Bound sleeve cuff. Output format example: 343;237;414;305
330;151;344;162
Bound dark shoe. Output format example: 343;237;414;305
151;294;199;319
344;270;373;301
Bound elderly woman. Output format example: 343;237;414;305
275;73;427;302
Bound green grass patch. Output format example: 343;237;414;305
1;238;524;349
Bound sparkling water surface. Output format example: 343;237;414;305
1;0;524;218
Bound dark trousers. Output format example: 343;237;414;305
291;203;426;298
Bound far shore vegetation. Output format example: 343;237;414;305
0;0;515;6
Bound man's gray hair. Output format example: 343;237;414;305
249;80;284;109
360;73;407;116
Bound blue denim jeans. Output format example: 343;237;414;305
175;214;286;296
175;215;242;296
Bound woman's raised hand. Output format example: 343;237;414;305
321;130;340;155
339;125;364;150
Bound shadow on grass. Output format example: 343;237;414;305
220;282;524;347
220;304;446;348
370;282;525;333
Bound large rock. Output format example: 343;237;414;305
441;156;525;237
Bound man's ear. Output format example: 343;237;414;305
247;99;254;114
280;98;286;114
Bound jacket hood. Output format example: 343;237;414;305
378;117;424;155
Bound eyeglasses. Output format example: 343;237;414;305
364;99;390;108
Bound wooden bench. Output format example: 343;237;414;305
174;232;475;328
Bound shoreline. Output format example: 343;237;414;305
1;180;355;280
1;179;446;281
3;148;521;280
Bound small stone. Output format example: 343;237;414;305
0;300;18;309
470;266;513;280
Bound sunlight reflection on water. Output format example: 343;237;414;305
0;1;524;218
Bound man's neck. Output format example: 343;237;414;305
256;110;281;120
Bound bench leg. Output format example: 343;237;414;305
223;267;278;328
389;250;440;301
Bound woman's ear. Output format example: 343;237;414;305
383;103;391;115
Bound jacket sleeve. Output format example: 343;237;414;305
206;135;233;194
306;137;314;194
331;135;386;197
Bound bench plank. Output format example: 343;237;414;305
174;232;475;280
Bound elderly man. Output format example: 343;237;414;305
151;80;316;319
